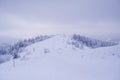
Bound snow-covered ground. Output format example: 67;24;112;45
0;35;120;80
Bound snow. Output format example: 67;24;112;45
0;35;120;80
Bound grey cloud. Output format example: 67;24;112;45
0;0;120;23
0;0;120;38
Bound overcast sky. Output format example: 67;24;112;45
0;0;120;38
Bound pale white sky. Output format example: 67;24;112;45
0;0;120;38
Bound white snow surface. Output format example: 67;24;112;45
0;35;120;80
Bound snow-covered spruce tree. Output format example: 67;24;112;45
72;34;118;48
0;44;12;63
0;35;53;60
0;44;11;55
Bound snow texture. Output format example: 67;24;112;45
0;35;120;80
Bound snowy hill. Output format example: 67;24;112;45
0;34;120;80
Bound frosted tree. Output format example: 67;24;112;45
72;34;118;48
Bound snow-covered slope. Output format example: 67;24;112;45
0;35;120;80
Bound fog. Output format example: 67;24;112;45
0;0;120;40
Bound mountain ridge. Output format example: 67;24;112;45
0;34;119;63
0;34;120;80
